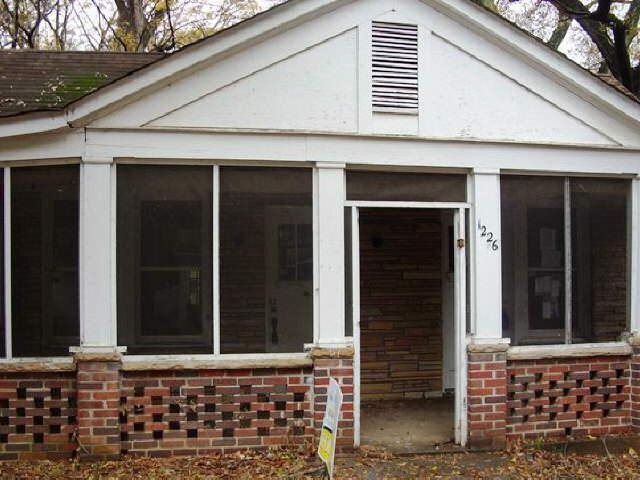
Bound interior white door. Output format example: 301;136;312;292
265;206;313;353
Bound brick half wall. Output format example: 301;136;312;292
506;356;631;440
119;367;314;456
468;345;635;449
0;349;356;460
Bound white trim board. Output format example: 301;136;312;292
349;203;467;447
344;201;470;209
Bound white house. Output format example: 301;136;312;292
1;0;640;460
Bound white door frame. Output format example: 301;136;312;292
347;201;469;448
453;207;467;446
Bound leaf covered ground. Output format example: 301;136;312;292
0;442;639;479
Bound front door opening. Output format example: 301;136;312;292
357;208;457;453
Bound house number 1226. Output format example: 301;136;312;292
478;222;499;251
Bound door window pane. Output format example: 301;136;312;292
346;171;466;202
220;167;313;354
117;165;212;354
571;178;628;342
278;224;312;281
12;165;79;356
501;176;565;345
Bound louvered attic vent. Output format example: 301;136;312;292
371;21;418;113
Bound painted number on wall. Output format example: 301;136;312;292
478;221;499;251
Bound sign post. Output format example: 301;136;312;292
318;378;343;479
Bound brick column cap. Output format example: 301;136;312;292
306;344;354;359
468;338;510;354
626;331;640;347
71;346;125;363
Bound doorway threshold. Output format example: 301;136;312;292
360;397;459;455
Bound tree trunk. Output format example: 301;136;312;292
546;15;570;50
114;0;149;51
550;0;639;96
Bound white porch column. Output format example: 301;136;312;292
315;162;346;345
629;176;640;334
470;168;504;342
77;157;118;351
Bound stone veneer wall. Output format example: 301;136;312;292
0;348;353;460
359;209;442;400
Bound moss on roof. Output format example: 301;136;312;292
0;50;163;117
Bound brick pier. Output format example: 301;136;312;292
467;344;508;449
76;353;122;460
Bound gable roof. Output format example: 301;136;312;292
594;73;637;102
0;50;163;117
1;0;639;138
1;4;637;119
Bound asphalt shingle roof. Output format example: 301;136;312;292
0;50;163;117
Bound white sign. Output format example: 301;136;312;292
317;378;343;479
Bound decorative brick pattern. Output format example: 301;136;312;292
0;355;358;460
312;358;354;453
119;368;314;456
76;359;122;461
631;347;640;431
467;350;507;449
0;349;638;457
359;209;442;400
0;373;77;460
506;356;631;440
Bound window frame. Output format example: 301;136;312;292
0;162;318;360
503;174;631;346
217;166;315;355
117;163;317;356
116;164;214;353
0;164;631;358
2;162;82;359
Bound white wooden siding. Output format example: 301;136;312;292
76;0;640;146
